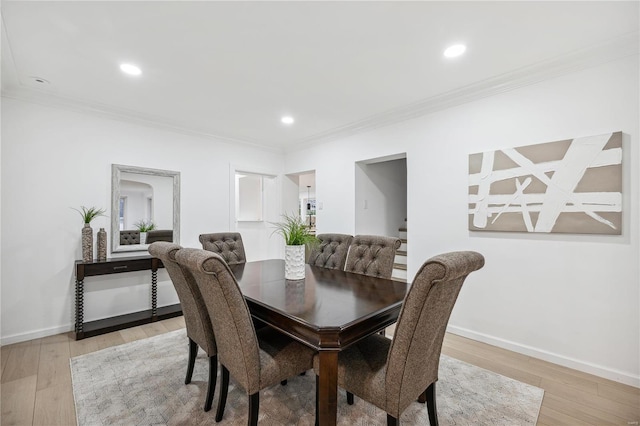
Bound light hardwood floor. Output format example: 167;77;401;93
1;317;638;425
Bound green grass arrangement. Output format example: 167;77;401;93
270;213;318;246
73;206;107;224
134;220;156;232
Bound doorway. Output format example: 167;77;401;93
283;170;317;234
354;154;407;237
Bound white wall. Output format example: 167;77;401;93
355;158;407;237
285;56;640;386
0;98;284;343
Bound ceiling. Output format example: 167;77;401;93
2;1;638;151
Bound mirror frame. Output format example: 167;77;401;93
111;164;181;253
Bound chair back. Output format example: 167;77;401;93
308;233;353;270
175;248;261;394
385;251;485;416
148;242;216;356
344;235;401;279
120;230;140;245
146;229;173;244
199;232;247;265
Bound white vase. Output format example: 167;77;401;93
140;232;147;245
285;245;305;280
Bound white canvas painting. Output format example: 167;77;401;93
468;132;622;234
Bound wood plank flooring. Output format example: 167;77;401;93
1;317;638;425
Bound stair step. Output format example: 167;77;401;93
397;250;407;256
393;263;407;271
392;269;407;281
391;275;407;283
399;227;407;232
400;239;407;243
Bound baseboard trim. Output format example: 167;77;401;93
1;323;74;346
447;325;640;388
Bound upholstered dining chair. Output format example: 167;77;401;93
148;242;218;412
175;248;315;426
307;233;353;270
199;232;247;265
344;235;401;279
120;230;140;245
315;251;485;426
145;229;173;244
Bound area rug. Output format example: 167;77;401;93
70;329;543;425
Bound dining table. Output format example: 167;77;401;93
228;259;409;426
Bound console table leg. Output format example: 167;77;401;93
75;278;85;339
151;269;158;320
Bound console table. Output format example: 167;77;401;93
74;255;182;340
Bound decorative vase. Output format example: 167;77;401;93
284;245;305;280
97;228;107;261
140;232;147;245
82;223;93;262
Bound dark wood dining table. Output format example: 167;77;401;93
228;259;409;426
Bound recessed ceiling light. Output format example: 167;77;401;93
281;116;294;125
443;44;466;58
120;63;142;76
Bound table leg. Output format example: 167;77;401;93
317;350;339;426
75;278;84;339
151;269;158;320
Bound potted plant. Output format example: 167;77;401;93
271;213;318;279
73;206;106;262
134;220;156;244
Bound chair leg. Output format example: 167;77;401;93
418;389;427;403
215;365;229;422
204;355;217;412
248;392;259;426
387;414;398;426
426;382;438;426
185;338;198;384
346;391;354;405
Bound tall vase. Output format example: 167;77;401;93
82;223;93;263
97;228;107;261
284;244;305;280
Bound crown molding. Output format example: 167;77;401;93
0;87;285;154
3;32;637;155
286;32;640;152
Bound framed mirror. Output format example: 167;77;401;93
111;164;180;253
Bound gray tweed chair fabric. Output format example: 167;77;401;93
145;229;173;244
307;233;353;270
175;248;315;426
148;242;217;412
344;235;402;279
314;251;485;426
199;232;247;265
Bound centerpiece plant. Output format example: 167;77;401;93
271;213;318;280
134;220;156;233
134;220;156;244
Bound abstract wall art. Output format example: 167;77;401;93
468;132;622;234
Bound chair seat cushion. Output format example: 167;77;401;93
258;327;314;389
313;333;390;411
